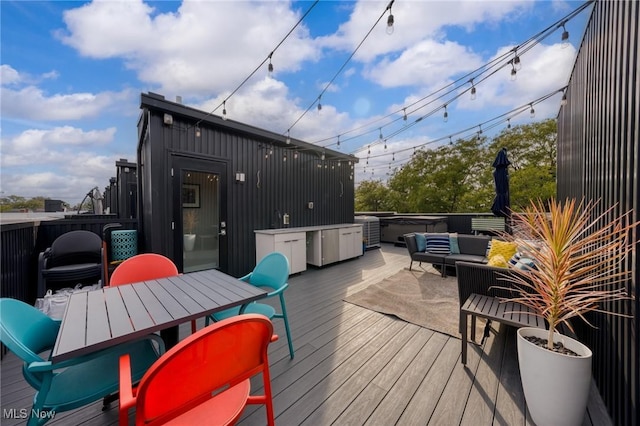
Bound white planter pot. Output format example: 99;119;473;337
183;234;196;252
517;327;592;426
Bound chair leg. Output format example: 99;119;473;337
460;311;468;365
279;294;294;359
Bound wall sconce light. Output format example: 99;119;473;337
163;113;173;125
235;172;245;183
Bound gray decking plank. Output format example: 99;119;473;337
299;322;417;426
460;321;508;425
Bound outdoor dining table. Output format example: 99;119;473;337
51;268;267;363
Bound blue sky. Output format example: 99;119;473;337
1;0;592;205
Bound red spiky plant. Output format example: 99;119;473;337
499;198;635;351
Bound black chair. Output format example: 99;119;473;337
37;230;103;298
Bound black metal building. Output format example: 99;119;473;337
557;1;638;424
137;92;358;277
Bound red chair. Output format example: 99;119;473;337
119;314;278;426
109;253;196;334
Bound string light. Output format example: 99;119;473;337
470;79;477;100
529;103;536;118
268;52;274;74
286;130;291;144
337;135;341;148
195;126;201;138
507;118;512;129
561;91;568;106
378;128;383;142
513;49;522;70
386;1;395;35
317;95;322;111
403;108;407;122
561;22;570;48
443;105;448;122
510;62;517;81
222;101;227;121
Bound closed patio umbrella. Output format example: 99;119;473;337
491;147;510;218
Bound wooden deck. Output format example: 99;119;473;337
1;244;612;425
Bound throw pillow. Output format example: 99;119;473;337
514;257;536;271
508;252;521;268
487;239;518;261
488;254;508;268
415;233;427;252
425;233;451;254
449;233;460;254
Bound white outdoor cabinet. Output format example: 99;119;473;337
339;226;363;260
255;224;363;273
255;231;306;274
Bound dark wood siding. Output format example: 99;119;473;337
557;1;638;425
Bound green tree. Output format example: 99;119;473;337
356;119;557;214
388;137;487;213
355;180;395;212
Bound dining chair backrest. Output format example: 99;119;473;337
48;230;102;268
122;314;276;426
109;253;179;286
0;298;59;366
247;252;290;291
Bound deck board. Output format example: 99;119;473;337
1;244;612;426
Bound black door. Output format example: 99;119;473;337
172;155;228;273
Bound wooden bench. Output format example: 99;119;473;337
460;293;545;364
471;217;506;234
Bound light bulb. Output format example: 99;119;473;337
403;108;407;121
510;66;517;81
286;130;291;145
386;14;394;35
443;106;448;122
195;126;201;137
561;25;569;48
379;128;383;141
514;54;522;70
470;85;477;100
561;93;568;106
268;62;273;74
222;101;227;121
530;105;536;118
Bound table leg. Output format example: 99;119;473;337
161;326;179;348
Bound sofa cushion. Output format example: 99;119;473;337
458;235;491;257
449;233;460;254
444;253;487;266
415;233;427;252
425;233;450;254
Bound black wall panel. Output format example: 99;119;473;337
138;93;357;277
557;1;638;424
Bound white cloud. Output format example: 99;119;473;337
57;0;321;98
1;85;135;121
365;39;483;89
457;42;575;117
1;126;116;166
320;0;532;62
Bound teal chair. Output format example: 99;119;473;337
207;252;294;359
0;298;164;426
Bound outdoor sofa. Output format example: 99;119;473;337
404;232;491;277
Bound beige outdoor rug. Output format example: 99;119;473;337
344;268;485;339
